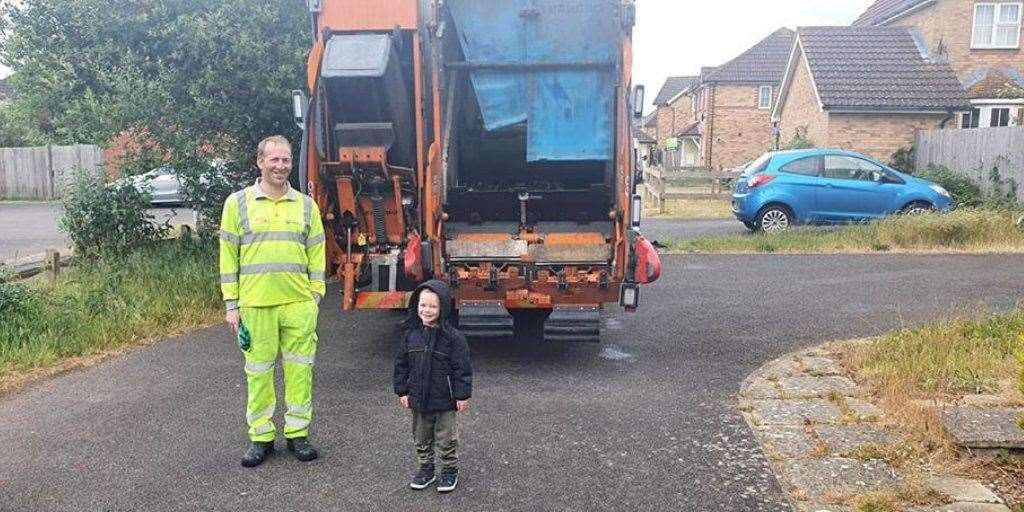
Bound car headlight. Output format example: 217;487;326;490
929;184;950;197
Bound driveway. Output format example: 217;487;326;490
1;254;1022;511
0;201;195;262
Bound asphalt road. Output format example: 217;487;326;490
642;218;747;244
0;202;195;262
2;254;1023;511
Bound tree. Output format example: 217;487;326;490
1;0;311;232
0;0;309;150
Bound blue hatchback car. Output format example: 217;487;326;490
732;149;952;232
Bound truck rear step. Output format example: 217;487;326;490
544;305;601;343
457;301;513;339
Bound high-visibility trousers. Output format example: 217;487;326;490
239;299;318;442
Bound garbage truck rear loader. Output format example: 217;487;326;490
295;0;661;342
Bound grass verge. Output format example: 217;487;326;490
645;198;733;219
669;209;1024;253
843;309;1024;508
0;239;222;393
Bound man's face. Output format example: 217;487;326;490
417;290;441;326
257;142;292;188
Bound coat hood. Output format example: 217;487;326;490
403;279;454;330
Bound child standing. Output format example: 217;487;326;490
393;280;472;492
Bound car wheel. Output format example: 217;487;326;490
756;205;792;233
900;201;933;216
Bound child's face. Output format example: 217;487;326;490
418;290;441;326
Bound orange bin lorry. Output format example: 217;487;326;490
293;0;661;342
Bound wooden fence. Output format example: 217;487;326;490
642;164;730;212
0;144;105;200
915;127;1024;201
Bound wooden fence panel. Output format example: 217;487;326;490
915;127;1024;200
0;145;104;200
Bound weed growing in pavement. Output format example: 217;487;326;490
852;311;1023;398
0;239;221;390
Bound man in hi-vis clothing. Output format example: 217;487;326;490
220;135;326;467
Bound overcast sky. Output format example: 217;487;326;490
634;0;875;113
0;0;876;92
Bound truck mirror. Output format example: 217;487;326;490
632;85;645;119
292;90;308;129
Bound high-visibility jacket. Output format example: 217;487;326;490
219;180;326;310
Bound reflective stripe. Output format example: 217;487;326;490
302;195;312;235
252;422;275;435
240;231;306;245
308;271;325;282
245;360;275;373
247;404;275;424
305;233;325;247
235;190;251;234
225;300;239;311
287;403;312;416
239;263;307;275
220;273;239;284
283;352;315;365
219;230;240;245
285;417;311;431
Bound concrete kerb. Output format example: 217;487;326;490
737;341;1013;512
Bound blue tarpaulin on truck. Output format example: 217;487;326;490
447;0;620;162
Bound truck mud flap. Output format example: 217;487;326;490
544;305;601;343
457;301;513;339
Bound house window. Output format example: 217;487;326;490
990;107;1011;126
973;2;1022;48
962;108;981;128
758;86;773;110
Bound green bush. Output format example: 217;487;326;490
888;146;915;174
58;166;169;259
780;126;815;150
915;165;983;208
0;240;220;380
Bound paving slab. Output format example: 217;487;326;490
743;380;782;399
941;407;1024;449
844;398;883;421
918;504;1011;512
815;425;899;456
776;376;860;399
754;426;819;459
751;399;845;425
922;475;1003;504
799;356;844;376
758;358;805;380
782;457;899;495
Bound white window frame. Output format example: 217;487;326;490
758;85;773;110
972;2;1022;49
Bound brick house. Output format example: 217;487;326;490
652;75;698;166
853;0;1024;128
686;28;796;172
772;26;970;162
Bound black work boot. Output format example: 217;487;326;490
241;441;274;468
286;437;319;462
409;464;436;490
437;468;458;492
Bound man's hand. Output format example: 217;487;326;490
456;399;470;412
225;309;240;335
399;395;409;408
